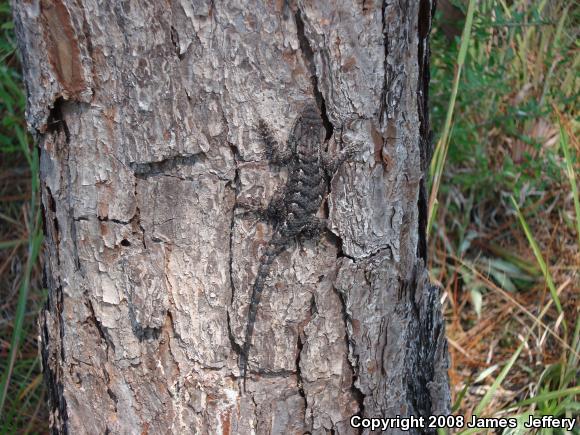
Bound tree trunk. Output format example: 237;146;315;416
13;0;449;433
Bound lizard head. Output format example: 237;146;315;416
292;102;326;152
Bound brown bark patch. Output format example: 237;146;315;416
41;0;85;97
221;410;231;435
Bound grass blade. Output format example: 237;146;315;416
473;342;525;416
510;196;564;319
427;0;477;233
558;124;580;248
457;343;526;435
506;386;580;410
0;215;43;418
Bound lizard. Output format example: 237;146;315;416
238;102;356;388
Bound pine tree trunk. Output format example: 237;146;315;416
13;0;449;433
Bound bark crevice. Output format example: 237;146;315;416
379;0;390;125
85;299;114;354
130;154;205;180
46;97;70;141
294;8;333;140
416;0;435;262
334;281;366;420
131;180;147;250
227;118;243;378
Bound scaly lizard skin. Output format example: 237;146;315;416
238;103;355;388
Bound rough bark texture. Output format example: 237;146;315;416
13;0;449;433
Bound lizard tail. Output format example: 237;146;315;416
239;238;286;384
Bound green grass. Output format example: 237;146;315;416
0;2;46;432
430;0;577;203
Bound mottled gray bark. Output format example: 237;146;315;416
13;0;449;433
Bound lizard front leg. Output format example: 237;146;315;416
258;119;293;165
321;136;360;177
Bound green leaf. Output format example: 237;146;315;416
470;288;483;318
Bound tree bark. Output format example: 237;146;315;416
13;0;449;433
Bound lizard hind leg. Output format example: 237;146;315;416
322;138;361;177
300;216;328;241
236;188;284;223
